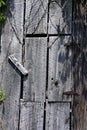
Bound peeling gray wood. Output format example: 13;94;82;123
0;0;24;129
25;0;48;34
46;102;70;130
48;36;73;101
23;38;47;102
49;0;72;34
20;100;44;130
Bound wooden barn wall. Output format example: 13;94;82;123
73;0;87;130
0;0;24;129
0;0;87;130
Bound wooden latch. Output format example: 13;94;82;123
8;55;28;76
63;91;80;96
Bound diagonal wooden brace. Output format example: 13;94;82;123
8;55;28;76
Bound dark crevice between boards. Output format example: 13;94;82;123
45;0;50;101
43;1;50;130
70;102;72;130
48;101;71;103
20;0;27;100
18;0;26;130
26;33;72;37
26;34;47;37
43;102;46;130
46;36;49;99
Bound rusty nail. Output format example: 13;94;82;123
63;91;80;96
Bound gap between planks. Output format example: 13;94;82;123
26;33;72;37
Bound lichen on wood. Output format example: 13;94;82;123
0;87;5;102
0;0;7;23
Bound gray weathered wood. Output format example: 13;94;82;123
46;102;70;130
25;0;48;34
0;0;24;129
23;38;47;102
49;0;72;34
20;100;44;130
0;103;7;130
48;36;73;101
8;54;28;76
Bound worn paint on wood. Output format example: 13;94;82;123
25;0;48;34
49;0;72;34
20;100;44;130
0;0;24;129
48;36;73;101
23;38;47;102
46;102;70;130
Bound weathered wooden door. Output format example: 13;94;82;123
0;0;79;130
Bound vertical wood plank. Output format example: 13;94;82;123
73;1;87;130
0;0;24;129
25;0;48;34
20;100;44;130
23;38;47;102
48;36;73;101
49;0;72;34
46;102;70;130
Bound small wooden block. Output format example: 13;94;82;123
8;55;28;76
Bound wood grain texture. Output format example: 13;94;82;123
49;0;72;34
20;100;44;130
73;1;87;130
8;55;28;76
46;102;70;130
0;0;24;129
48;36;73;101
25;0;48;34
23;38;47;102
